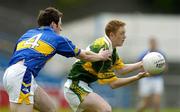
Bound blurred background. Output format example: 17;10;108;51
0;0;180;111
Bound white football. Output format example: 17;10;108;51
142;52;166;75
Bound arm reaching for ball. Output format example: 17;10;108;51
109;72;151;89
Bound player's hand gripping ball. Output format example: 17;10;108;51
143;52;166;75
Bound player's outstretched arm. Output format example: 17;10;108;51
115;61;143;75
109;72;150;89
76;49;111;62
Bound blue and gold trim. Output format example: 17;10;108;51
74;47;81;56
18;69;32;104
16;40;55;56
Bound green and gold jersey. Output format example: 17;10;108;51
68;36;125;84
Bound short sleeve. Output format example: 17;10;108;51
56;37;81;57
111;50;125;70
112;58;125;70
97;72;118;85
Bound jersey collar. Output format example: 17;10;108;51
104;35;113;52
38;26;54;31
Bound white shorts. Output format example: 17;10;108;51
3;63;38;104
63;79;93;112
138;77;164;97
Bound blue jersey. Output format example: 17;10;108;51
9;26;81;77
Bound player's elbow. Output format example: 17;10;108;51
109;82;118;89
109;80;125;89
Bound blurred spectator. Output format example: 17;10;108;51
137;37;167;112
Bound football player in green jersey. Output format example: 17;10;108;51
64;20;151;112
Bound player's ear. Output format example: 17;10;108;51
50;21;56;28
50;22;54;28
109;32;114;38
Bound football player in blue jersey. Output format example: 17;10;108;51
2;7;111;112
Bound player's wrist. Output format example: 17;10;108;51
137;75;141;80
139;61;143;69
136;73;143;79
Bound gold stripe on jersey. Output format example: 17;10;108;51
34;40;54;55
16;41;31;50
97;72;118;84
82;62;119;84
98;76;118;85
16;40;54;56
111;58;125;70
82;62;97;76
97;72;116;79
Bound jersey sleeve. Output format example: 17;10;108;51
97;55;124;85
112;58;125;70
56;37;81;57
97;72;118;85
111;50;125;70
89;37;109;72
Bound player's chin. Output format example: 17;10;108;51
119;42;124;46
117;44;122;47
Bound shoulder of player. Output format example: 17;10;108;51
44;30;70;42
31;27;65;40
91;37;109;48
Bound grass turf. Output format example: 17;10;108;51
1;107;180;112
